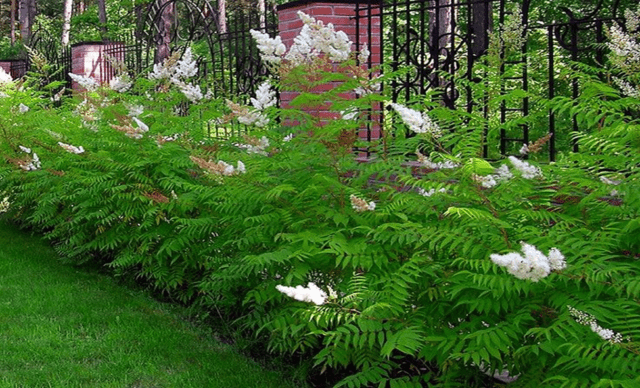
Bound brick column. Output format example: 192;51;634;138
277;1;382;145
70;42;125;91
0;59;28;79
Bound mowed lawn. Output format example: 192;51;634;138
0;222;304;388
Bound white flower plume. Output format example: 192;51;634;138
58;142;85;154
251;81;277;110
0;67;12;84
251;11;352;66
250;30;287;64
568;305;625;344
69;73;100;91
508;156;542;179
350;194;375;212
132;117;149;133
109;74;132;93
390;103;441;137
490;243;565;282
276;282;327;305
18;145;41;171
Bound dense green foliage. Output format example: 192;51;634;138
1;10;639;388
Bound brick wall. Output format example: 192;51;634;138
0;60;28;80
70;42;124;92
277;1;382;145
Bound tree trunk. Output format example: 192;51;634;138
471;0;492;58
10;0;16;45
19;0;34;44
155;0;174;64
428;0;452;61
61;0;73;46
218;0;226;34
258;0;266;30
97;0;107;40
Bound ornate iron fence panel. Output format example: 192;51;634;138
108;0;278;100
355;0;627;161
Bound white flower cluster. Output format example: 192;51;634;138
18;145;41;171
607;24;640;73
472;165;513;188
567;305;625;344
0;67;12;84
129;117;149;139
276;282;327;305
189;156;246;177
174;48;198;79
416;149;458;170
69;73;100;92
508;156;542;179
390;103;441;137
613;77;640;98
172;79;203;103
286;12;352;64
519;143;529;155
350;194;376;212
19;103;29;113
109;74;132;93
283;133;294;142
600;175;621;196
227;81;275;128
127;104;144;117
490;243;565;282
219;160;246;176
0;196;9;213
251;11;352;66
251;81;277;110
148;48;205;103
250;30;287;64
627;8;640;33
358;44;370;63
418;187;447;197
58;142;85;154
235;136;270;156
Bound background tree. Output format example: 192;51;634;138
155;0;174;64
60;0;72;46
18;0;36;44
96;0;105;39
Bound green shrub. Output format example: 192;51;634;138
0;10;639;388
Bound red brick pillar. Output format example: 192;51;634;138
71;42;125;91
0;59;28;79
277;1;382;146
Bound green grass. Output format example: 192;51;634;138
0;222;305;388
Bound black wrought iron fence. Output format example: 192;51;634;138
354;0;628;161
28;33;72;85
196;5;278;99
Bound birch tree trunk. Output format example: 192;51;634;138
218;0;226;34
61;0;73;46
258;0;266;30
10;0;16;44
